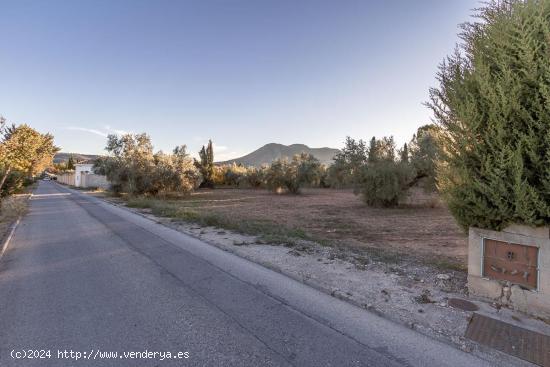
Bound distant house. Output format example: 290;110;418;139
74;163;94;187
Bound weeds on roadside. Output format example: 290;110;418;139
126;196;313;246
0;196;28;220
124;195;467;273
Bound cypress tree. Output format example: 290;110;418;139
400;143;409;163
67;155;75;170
428;0;550;230
196;139;215;188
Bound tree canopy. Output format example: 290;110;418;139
0;122;59;193
428;0;550;230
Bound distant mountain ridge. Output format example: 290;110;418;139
219;143;339;167
54;152;100;163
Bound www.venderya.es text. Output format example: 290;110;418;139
11;349;190;361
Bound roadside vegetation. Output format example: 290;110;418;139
94;133;201;196
0;194;30;239
0;117;58;206
428;0;550;231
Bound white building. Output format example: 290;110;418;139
74;163;94;187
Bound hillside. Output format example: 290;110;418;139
53;152;100;164
219;143;339;167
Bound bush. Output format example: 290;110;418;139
223;164;248;186
328;137;367;188
409;124;442;192
265;153;321;194
241;166;266;188
212;165;227;186
359;162;415;207
356;136;415;207
97;134;201;196
427;0;550;230
0;171;25;197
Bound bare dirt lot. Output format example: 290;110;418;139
122;188;467;270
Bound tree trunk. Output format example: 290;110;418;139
0;165;12;193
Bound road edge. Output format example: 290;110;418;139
0;193;32;260
0;216;21;259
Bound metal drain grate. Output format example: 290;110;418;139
466;313;550;366
448;298;479;311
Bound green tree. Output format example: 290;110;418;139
328;137;368;187
244;166;266;188
367;137;379;164
67;155;76;170
359;161;415;207
99;133;200;195
399;143;409;163
0;123;59;193
195;140;215;188
223;163;248;186
357;136;415;207
266;153;321;194
102;133;155;194
367;136;396;163
409;124;442;192
427;0;550;230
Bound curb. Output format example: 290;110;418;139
0;216;22;259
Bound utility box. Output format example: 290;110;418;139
468;225;550;319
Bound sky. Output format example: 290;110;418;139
0;0;479;160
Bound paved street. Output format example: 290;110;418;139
0;181;510;366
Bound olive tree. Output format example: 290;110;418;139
266;153;322;194
98;133;200;195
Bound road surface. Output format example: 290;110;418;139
0;181;517;366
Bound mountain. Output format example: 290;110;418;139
219;143;339;167
53;152;100;164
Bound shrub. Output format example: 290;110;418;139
328;137;368;188
98;134;200;196
242;166;266;188
224;164;247;186
427;0;550;230
356;136;415;207
359;161;415;207
0;171;25;197
265;153;321;194
212;165;227;186
409;124;442;192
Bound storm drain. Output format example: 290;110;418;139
466;313;550;366
448;298;479;311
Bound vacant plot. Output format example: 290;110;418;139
121;188;467;269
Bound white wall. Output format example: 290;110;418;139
74;164;94;187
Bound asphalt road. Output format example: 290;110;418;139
0;181;514;366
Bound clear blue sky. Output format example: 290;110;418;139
0;0;478;159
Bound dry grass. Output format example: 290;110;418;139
0;195;30;242
123;188;468;271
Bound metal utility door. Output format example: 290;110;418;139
483;239;538;290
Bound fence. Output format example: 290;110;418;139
57;172;75;186
55;172;110;190
80;173;110;190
